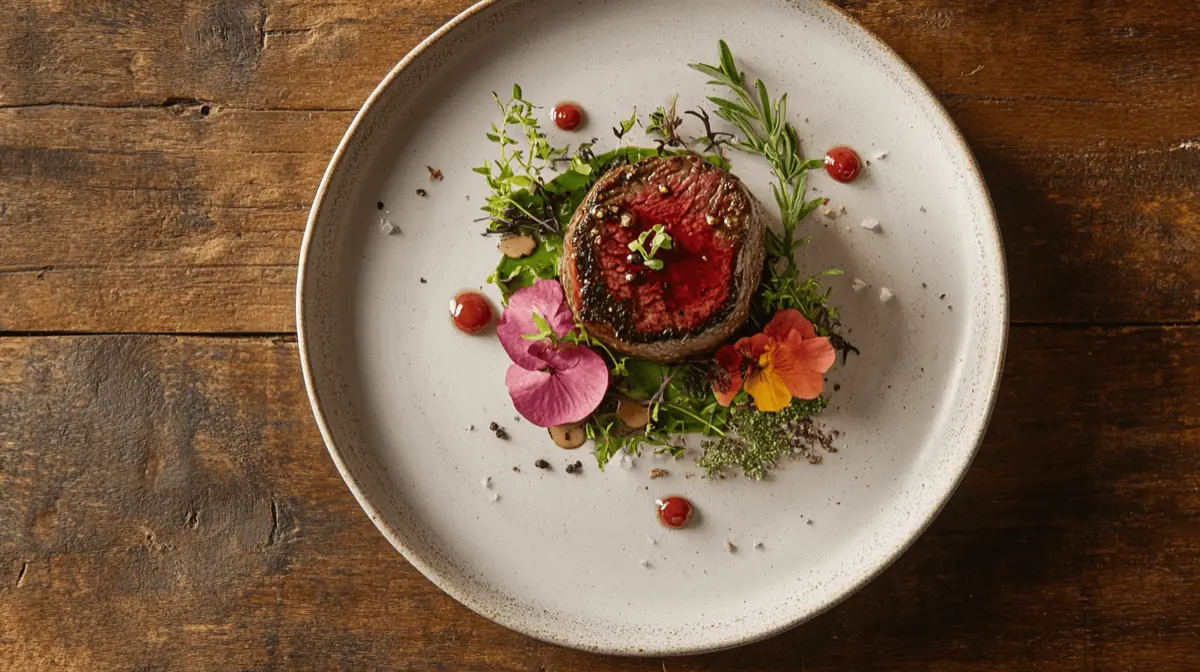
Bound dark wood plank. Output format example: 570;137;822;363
1;325;1196;670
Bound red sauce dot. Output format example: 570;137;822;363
656;496;693;529
553;103;584;131
449;292;493;334
824;146;862;183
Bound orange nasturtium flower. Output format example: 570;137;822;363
713;309;837;412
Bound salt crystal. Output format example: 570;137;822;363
725;540;738;554
481;476;492;489
879;287;895;303
753;541;764;550
380;219;399;235
489;493;500;503
647;537;657;545
852;278;868;292
861;218;881;232
640;559;650;568
873;150;888;160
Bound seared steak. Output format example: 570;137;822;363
561;154;766;362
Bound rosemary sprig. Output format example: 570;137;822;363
689;41;826;268
691;41;856;362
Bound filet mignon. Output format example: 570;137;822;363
561;154;766;362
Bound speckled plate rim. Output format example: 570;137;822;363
296;0;1009;656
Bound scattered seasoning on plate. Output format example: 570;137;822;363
469;424;475;431
753;541;764;550
480;476;492;489
649;468;667;479
565;460;583;474
512;466;520;473
639;559;650;568
489;493;500;503
940;293;947;300
380;220;399;235
376;201;384;210
416;188;427;197
420;278;427;284
725;540;738;554
806;519;814;526
833;384;841;392
920;206;927;213
861;218;881;231
879;287;895;303
534;459;550;470
921;282;928;289
852;278;868;292
426;165;444;181
646;536;657;545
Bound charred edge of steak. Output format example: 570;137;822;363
564;154;762;348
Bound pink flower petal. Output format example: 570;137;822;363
505;346;609;427
497;279;576;370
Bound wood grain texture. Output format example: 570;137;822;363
1;0;1199;669
0;0;1197;331
0;327;1197;671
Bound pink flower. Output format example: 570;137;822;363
497;279;608;427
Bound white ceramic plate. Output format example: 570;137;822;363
297;0;1007;656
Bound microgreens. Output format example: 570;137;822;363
612;108;639;142
627;224;673;270
473;84;569;237
646;98;685;150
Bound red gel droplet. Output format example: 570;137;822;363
449;292;493;334
656;496;693;529
824;146;862;183
553;103;584;131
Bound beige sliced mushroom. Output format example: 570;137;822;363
497;234;537;259
548;422;586;449
617;399;650;429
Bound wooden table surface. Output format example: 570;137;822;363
1;1;1197;670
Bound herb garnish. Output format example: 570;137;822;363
627;224;673;270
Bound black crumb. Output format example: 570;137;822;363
921;282;927;289
416;189;428;197
833;384;841;392
420;278;428;284
469;424;475;431
513;415;520;422
865;159;872;166
948;305;954;311
806;520;814;526
489;422;499;431
512;466;520;473
565;460;583;474
426;165;444;181
489;422;509;440
939;293;946;300
534;459;550;470
920;206;927;213
376;201;384;210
